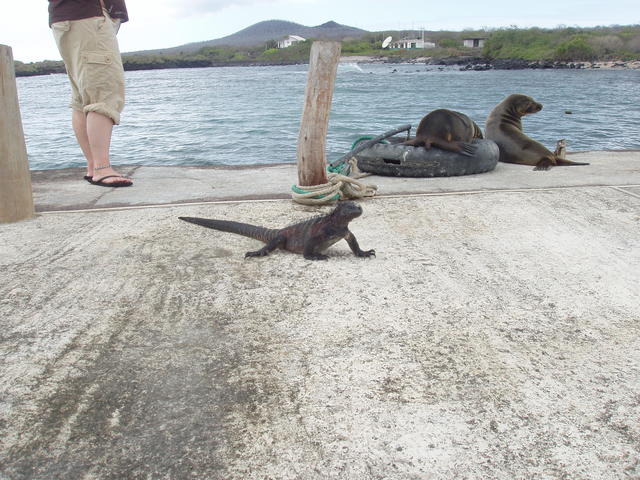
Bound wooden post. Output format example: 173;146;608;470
296;41;341;187
0;44;34;223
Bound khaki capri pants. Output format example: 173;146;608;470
51;12;125;124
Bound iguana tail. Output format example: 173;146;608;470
178;217;279;244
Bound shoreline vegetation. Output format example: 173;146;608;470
15;25;640;77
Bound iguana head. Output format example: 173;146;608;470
333;201;363;221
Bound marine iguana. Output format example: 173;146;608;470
178;201;375;261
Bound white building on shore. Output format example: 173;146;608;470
463;38;486;48
277;35;306;49
389;37;436;49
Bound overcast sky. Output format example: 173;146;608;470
2;0;639;62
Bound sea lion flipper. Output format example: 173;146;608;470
555;158;590;166
533;159;554;171
460;142;477;157
402;138;422;147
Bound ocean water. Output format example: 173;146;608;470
16;64;640;170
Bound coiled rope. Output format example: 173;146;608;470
291;124;412;205
291;158;377;205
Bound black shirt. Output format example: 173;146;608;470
48;0;128;26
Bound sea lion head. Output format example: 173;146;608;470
504;94;543;117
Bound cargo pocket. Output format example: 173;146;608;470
81;51;116;101
79;49;124;123
84;51;114;66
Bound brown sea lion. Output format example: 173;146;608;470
485;94;589;170
404;109;484;156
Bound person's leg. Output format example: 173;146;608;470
87;112;121;183
87;111;131;184
72;109;93;177
72;110;131;184
84;13;130;186
56;15;129;186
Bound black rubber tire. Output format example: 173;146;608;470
356;139;499;177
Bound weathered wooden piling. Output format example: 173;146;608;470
296;41;341;187
0;44;34;223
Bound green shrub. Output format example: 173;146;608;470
440;38;460;48
483;27;557;60
554;36;597;61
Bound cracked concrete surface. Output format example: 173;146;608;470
1;152;639;479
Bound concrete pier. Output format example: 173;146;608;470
1;151;639;479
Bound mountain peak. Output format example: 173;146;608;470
318;21;341;28
124;19;369;56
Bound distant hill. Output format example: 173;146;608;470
124;19;369;56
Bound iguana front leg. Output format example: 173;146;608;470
345;231;375;258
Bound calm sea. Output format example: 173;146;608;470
16;64;640;170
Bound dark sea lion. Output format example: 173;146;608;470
485;94;589;170
404;109;484;156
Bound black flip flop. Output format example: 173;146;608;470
90;175;133;187
83;175;93;183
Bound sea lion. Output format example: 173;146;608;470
485;94;589;170
404;109;484;156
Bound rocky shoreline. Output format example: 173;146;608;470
341;55;640;71
15;56;640;78
434;57;640;71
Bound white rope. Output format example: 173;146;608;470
345;156;373;179
291;163;378;206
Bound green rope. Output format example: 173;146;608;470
291;172;378;205
290;184;341;202
351;136;389;150
327;163;350;175
327;137;390;176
